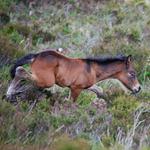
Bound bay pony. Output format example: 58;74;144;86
8;50;141;102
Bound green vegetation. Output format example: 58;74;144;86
0;0;150;149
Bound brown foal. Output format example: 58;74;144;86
7;50;141;102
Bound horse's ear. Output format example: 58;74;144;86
120;52;125;56
126;55;132;66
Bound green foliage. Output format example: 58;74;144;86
114;25;141;41
62;21;72;35
0;66;10;96
51;135;90;150
0;31;26;67
135;0;150;8
0;11;10;26
8;30;23;44
97;114;106;123
18;14;31;23
31;28;56;45
102;134;114;147
0;66;10;83
1;0;150;149
0;101;15;141
36;99;51;112
0;100;15;117
21;102;29;111
0;0;14;12
89;108;96;116
109;96;139;132
3;22;30;38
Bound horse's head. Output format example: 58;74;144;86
118;54;141;93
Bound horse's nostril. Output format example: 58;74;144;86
133;85;141;94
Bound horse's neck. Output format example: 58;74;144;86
95;62;124;82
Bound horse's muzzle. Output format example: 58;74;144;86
133;85;141;94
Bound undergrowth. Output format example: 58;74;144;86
0;0;150;149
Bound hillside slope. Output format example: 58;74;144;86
0;0;150;149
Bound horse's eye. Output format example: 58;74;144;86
130;72;135;77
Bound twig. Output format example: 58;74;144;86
124;103;149;150
23;131;32;144
23;99;37;122
31;125;44;141
48;125;64;145
97;135;104;147
51;125;65;137
5;139;13;144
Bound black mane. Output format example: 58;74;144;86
84;56;127;63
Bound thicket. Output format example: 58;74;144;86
0;0;150;149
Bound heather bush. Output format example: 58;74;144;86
0;31;26;67
51;135;90;150
0;0;150;149
3;22;30;38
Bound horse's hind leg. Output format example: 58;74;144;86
6;66;34;97
86;84;103;98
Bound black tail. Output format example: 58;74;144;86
10;53;39;79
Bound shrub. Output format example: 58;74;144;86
0;66;11;96
0;100;16;141
36;99;51;112
7;30;23;44
51;134;90;150
102;134;114;147
0;11;10;26
109;95;139;132
18;14;31;23
3;22;30;38
0;31;26;67
89;108;96;116
31;29;56;45
114;25;141;41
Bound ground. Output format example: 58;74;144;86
0;0;150;149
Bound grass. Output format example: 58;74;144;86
0;0;150;149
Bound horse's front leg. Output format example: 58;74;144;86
86;84;103;98
70;88;83;103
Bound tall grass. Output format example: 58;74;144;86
0;0;150;149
